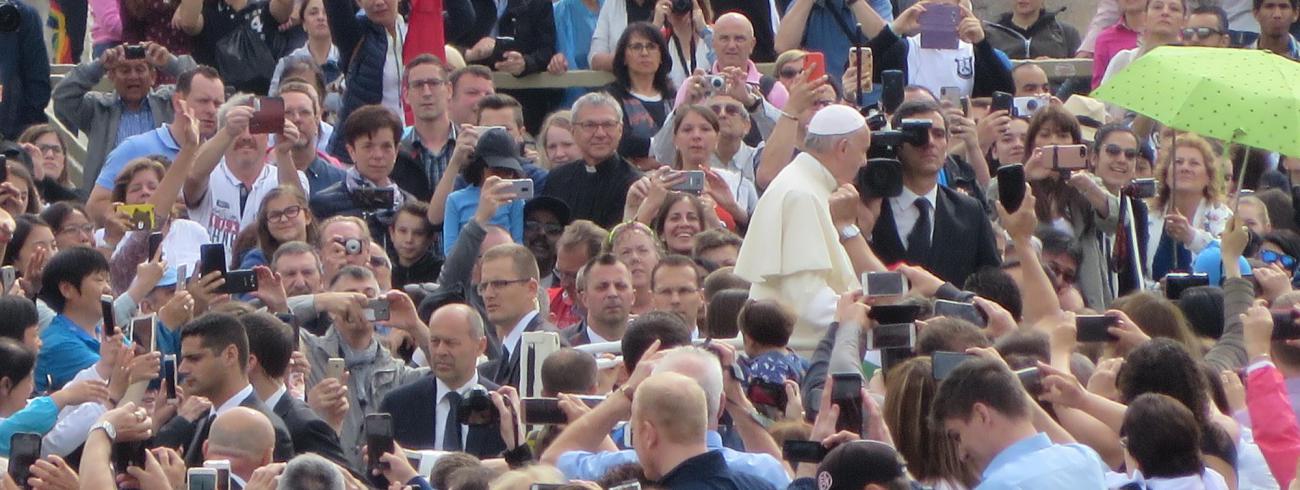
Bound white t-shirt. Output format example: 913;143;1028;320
188;161;309;261
905;35;976;97
381;18;407;121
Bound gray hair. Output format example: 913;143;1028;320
803;132;853;153
271;241;322;271
329;265;376;289
277;454;344;490
571;92;624;124
653;346;724;422
217;93;256;131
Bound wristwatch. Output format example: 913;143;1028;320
839;224;862;241
90;420;117;442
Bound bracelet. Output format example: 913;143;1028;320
778;110;799;122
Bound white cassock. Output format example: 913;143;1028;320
734;152;860;349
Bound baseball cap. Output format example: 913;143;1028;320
525;196;572;226
475;128;526;174
156;266;179;289
815;440;907;490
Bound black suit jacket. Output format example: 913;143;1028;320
479;313;567;388
460;0;556;77
560;320;594;347
273;395;349;466
378;376;507;458
870;186;1001;287
156;390;296;467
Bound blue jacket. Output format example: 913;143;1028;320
0;0;50;140
322;0;394;160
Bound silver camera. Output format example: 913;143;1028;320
704;75;727;95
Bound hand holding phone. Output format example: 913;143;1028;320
365;414;395;472
247;97;286;135
997;164;1027;213
830;373;864;434
803;52;826;81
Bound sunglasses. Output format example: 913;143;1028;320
1181;27;1223;39
709;104;744;116
1103;144;1140;160
778;67;800;79
1260;249;1298;270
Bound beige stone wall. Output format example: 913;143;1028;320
973;0;1102;35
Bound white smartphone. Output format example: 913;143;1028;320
202;460;231;490
187;468;218;490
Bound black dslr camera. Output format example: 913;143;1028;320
352;187;396;212
868;119;932;160
457;387;501;426
855;159;904;199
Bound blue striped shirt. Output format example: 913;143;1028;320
115;101;156;146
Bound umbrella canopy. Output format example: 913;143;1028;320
1092;45;1300;156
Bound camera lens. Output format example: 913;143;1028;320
707;75;725;90
0;1;20;33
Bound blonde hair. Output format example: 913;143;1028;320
773;49;808;77
1153;133;1225;210
487;465;564;490
535;110;573;170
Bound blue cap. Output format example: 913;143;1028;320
156;266;179;289
1193;241;1252;286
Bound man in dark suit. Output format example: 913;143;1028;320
562;254;635;346
156;313;295;467
456;0;559;132
869;100;1000;286
380;304;507;457
242;312;349;466
474;243;567;388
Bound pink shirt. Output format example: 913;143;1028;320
1091;21;1140;89
674;59;789;109
90;0;122;44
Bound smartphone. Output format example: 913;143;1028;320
960;96;971;117
745;379;788;413
1015;366;1042;386
101;295;115;334
132;315;156;351
991;91;1014;115
997;164;1027;213
503;179;534;200
1127;178;1158;199
1164;273;1209;300
147;232;164;261
931;351;975;380
803;51;826;81
940;86;962;111
112;440;148;475
522;398;568;425
1273;310;1300;340
203;460;231;490
782;439;829;463
867;304;923;325
1013;95;1050;119
117;204;155;231
1;265;15;295
867;323;917;350
177;264;190;287
163;354;178;401
187;468;218;490
862;271;908;297
669;170;705;194
365;413;395;471
830;373;864;433
247;96;285;135
1047;144;1089;171
8;432;41;489
124;44;146;59
222;269;258;294
1075;314;1119;342
882;70;905;113
933;300;986;327
327;357;346;380
364;298;391;322
199;244;227;278
918;3;960;49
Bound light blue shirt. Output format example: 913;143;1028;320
0;397;59;456
115;101;156;147
36;315;102;393
976;432;1108;490
557;430;791;488
96;125;181;189
442;185;525;256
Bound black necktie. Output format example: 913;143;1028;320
444;392;464;451
907;197;932;259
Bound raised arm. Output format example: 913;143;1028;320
149;102;198;221
185;105;251;207
774;0;813;53
1206;224;1251;372
999;186;1061;328
172;0;205;35
426;126;477;226
755;72;824;190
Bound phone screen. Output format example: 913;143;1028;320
863;271;907;297
188;471;218;490
782;440;828;463
147;232;164;260
522;398;568;425
1075;315;1119;342
933;300;986;327
102;296;116;334
200;244;227;277
365;414;394;471
830;373;864;433
931;351;975;380
163;356;178;400
8;433;41;487
997;164;1027;213
869;323;916;350
803;52;826;81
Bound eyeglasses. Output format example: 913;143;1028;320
369;255;390;269
1261;249;1298;270
1103;144;1139;160
37;144;63;155
626;42;660;53
575;120;621;133
408;78;446;90
476;278;530;293
267;205;302;222
526;220;564;236
59;224;94;235
1181;27;1223;39
709;104;744;116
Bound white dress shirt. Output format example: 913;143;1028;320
889;184;939;248
435;374;483;451
500;310;540;360
263;384;289;411
209;384;256;418
43;365;109;457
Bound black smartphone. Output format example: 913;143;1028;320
862;271;908;297
124;44;146;59
199;244;227;277
1126;178;1158;199
867;323;917;350
162;354;177;401
1015;367;1042;386
991;91;1014;115
1075;315;1119;342
8;432;41;489
933;300;987;327
931;351;975;380
522;398;568;425
1164;273;1209;300
997;164;1027;213
147;232;164;261
222;269;258;295
867;304;923;325
101;296;115;334
882;70;905;113
1274;310;1300;340
782;440;829;463
746;379;788;418
112;440;148;475
365;413;394;471
830;373;864;434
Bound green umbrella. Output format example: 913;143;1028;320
1092;45;1300;156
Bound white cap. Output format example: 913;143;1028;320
806;105;867;136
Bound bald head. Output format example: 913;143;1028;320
427;303;487;387
205;407;275;478
713;13;756;70
634;372;709;445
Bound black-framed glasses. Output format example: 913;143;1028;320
575;120;621;132
476;278;530;293
1103;144;1139;160
408;77;446;90
526;220;564;236
267;205;302;222
1181;27;1223;39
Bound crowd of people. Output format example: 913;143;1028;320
0;0;1299;487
